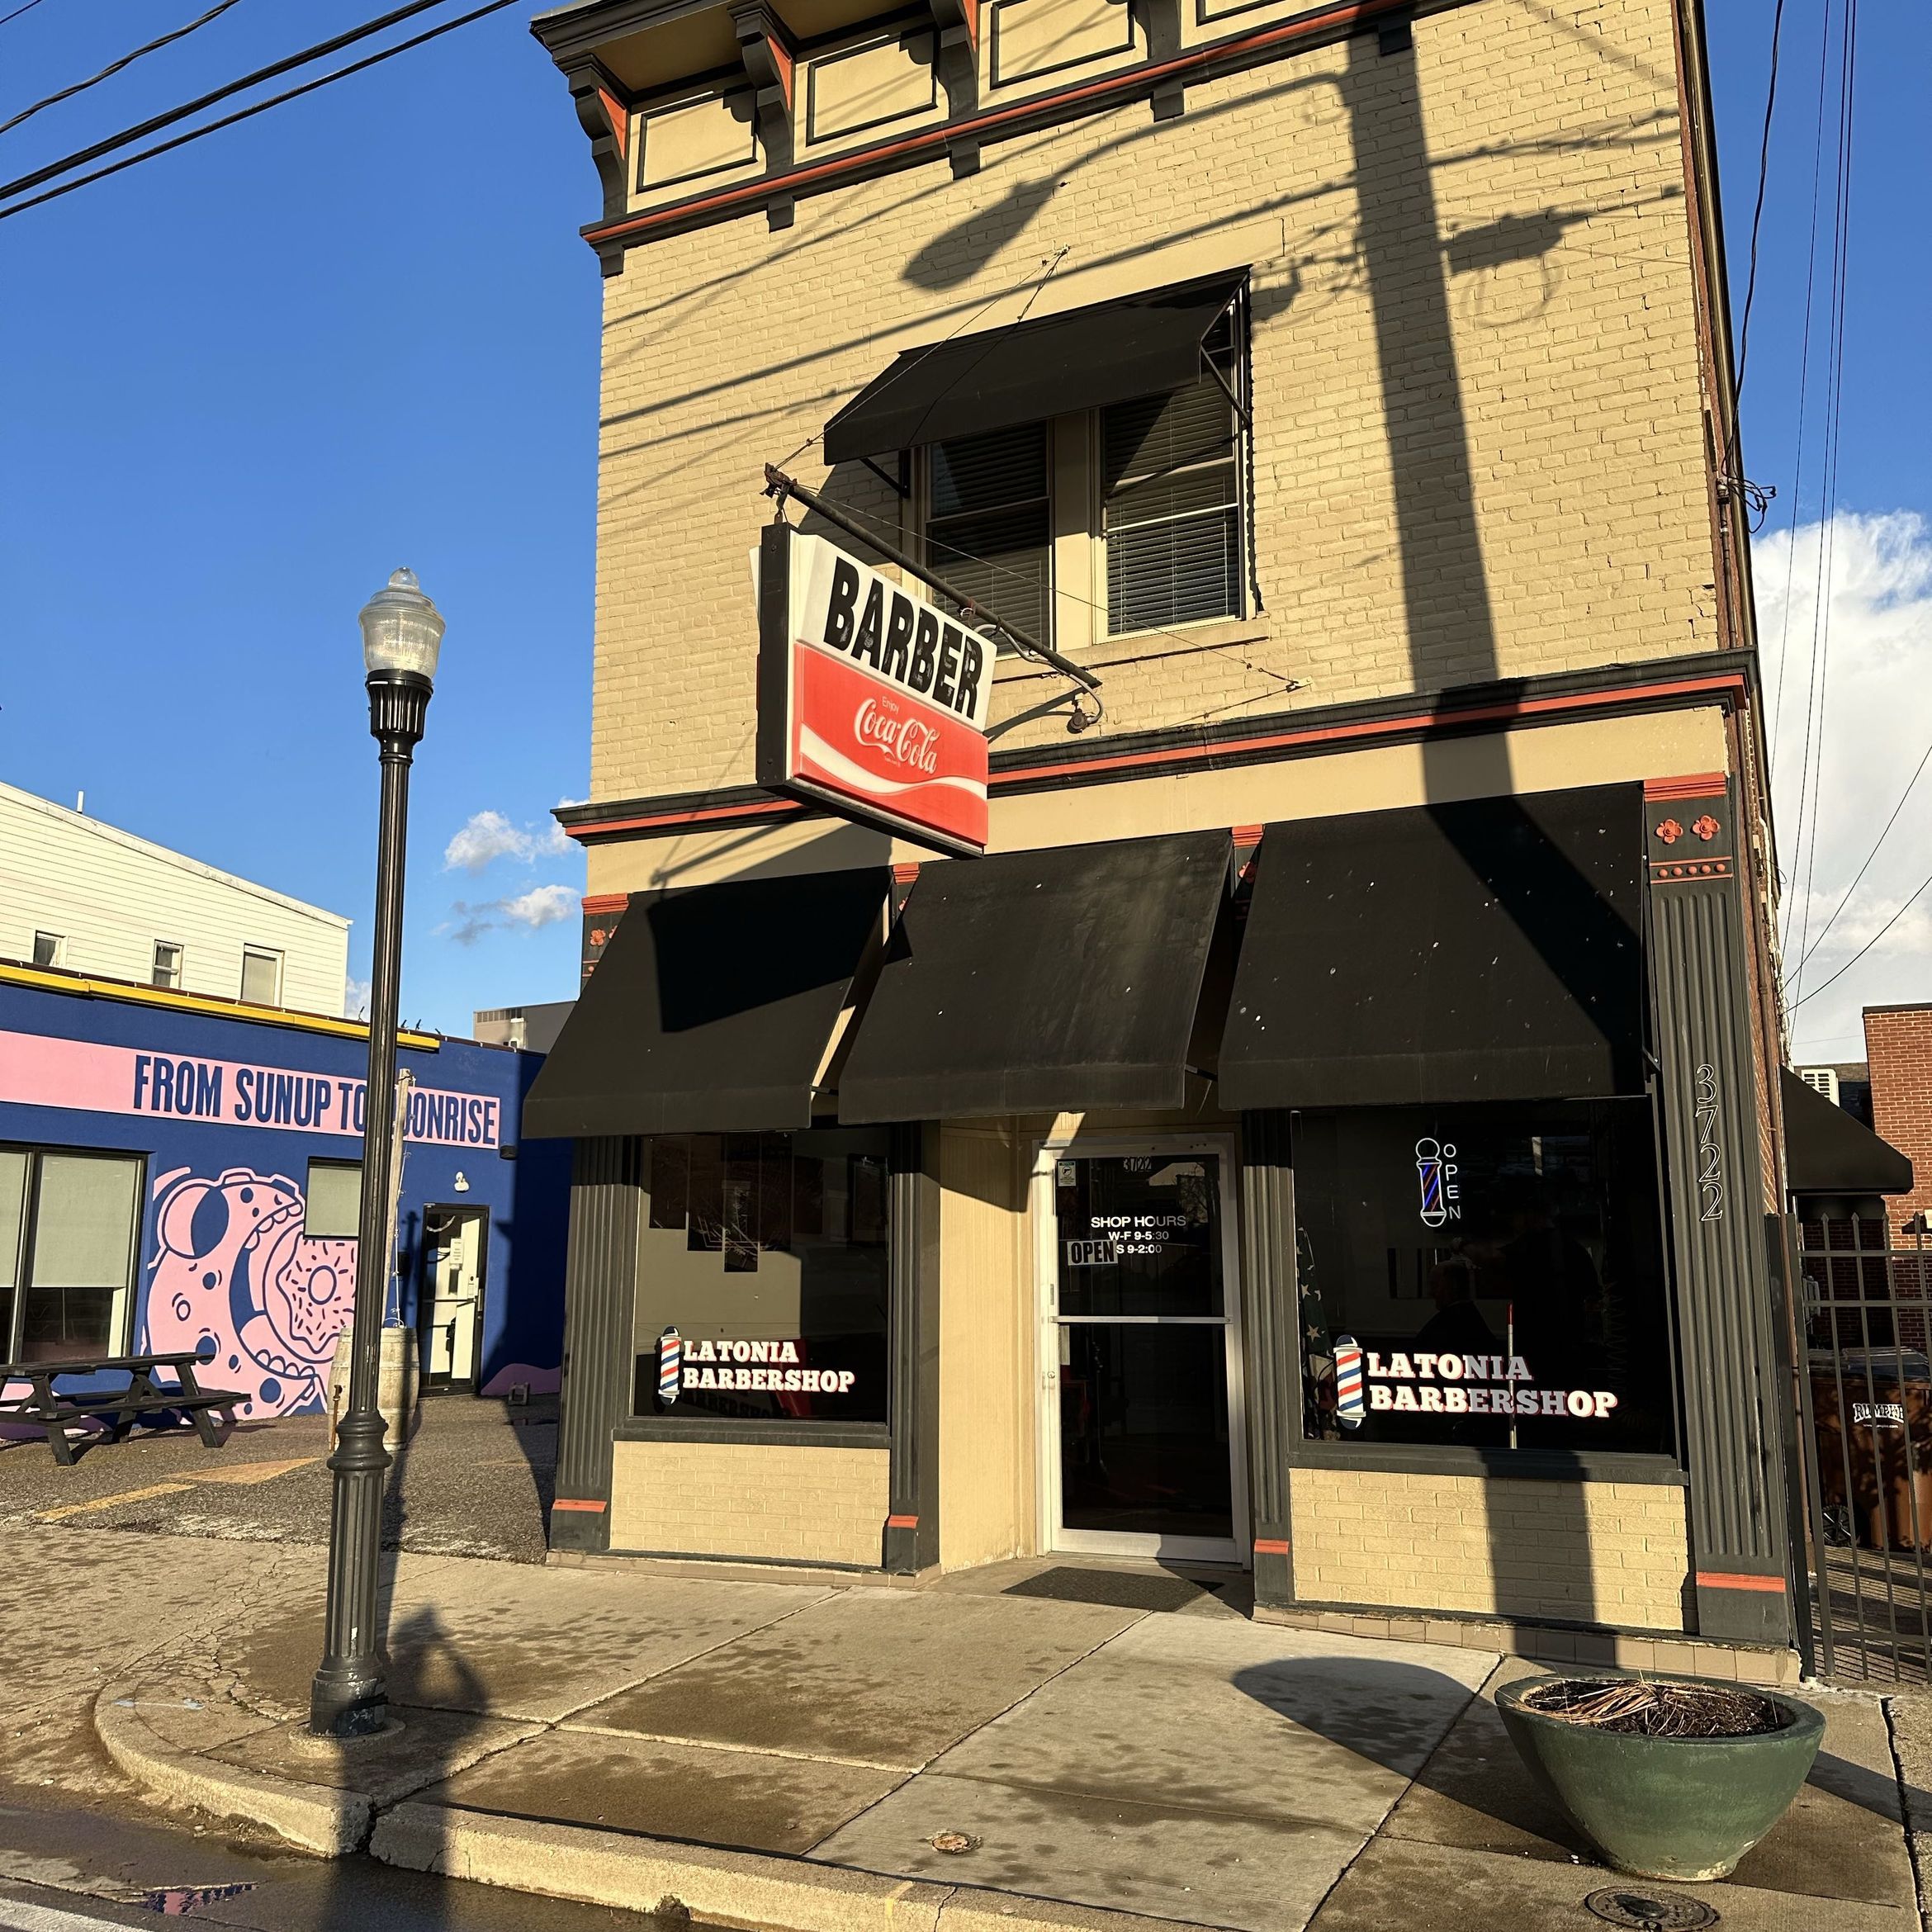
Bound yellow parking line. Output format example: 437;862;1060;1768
32;1482;194;1522
183;1456;319;1487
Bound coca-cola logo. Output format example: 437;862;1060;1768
855;696;940;775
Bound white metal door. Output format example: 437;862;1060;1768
1034;1134;1249;1566
425;1210;483;1385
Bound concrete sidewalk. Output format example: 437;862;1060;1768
73;1531;1925;1932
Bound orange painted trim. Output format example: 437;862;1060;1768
886;1513;919;1528
552;1498;608;1513
1695;1570;1786;1594
1644;771;1729;801
585;0;1404;247
1252;1537;1290;1556
994;675;1751;789
597;86;628;159
561;673;1751;844
891;862;922;884
581;892;630;913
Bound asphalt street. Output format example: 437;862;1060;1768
0;1394;555;1564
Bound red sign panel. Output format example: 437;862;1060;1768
756;525;991;857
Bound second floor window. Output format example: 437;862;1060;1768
919;302;1245;654
241;947;282;1006
925;423;1051;648
152;942;182;989
31;932;62;969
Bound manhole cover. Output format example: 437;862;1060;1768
1584;1886;1718;1930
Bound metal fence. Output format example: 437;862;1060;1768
1792;1215;1932;1683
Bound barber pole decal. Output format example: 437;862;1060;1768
756;525;992;858
657;1326;683;1406
1333;1334;1365;1430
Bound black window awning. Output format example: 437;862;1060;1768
836;831;1232;1124
1782;1068;1913;1197
822;277;1243;465
1219;786;1648;1110
522;869;889;1139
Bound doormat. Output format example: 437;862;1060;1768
1002;1567;1222;1612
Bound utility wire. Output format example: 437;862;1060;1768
0;0;516;221
1797;734;1932;969
0;0;249;139
1732;0;1787;402
0;0;475;206
1791;862;1932;1011
1788;0;1859;1004
0;0;50;28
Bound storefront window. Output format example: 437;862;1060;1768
1294;1101;1674;1456
0;1146;144;1361
632;1128;890;1424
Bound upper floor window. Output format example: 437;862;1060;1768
919;305;1245;652
926;423;1052;647
1101;311;1242;635
241;947;282;1006
31;932;63;969
152;941;182;990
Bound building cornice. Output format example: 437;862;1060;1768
561;0;1444;263
556;651;1757;844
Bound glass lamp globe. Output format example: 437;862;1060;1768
358;568;446;682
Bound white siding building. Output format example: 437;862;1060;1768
0;781;349;1016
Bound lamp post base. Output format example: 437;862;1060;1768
309;1664;390;1740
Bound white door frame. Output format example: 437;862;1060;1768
1030;1130;1251;1567
424;1205;487;1387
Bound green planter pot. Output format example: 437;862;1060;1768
1497;1671;1825;1882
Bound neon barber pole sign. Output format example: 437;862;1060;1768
755;524;992;858
1414;1139;1460;1227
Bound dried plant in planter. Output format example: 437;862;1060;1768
1519;1678;1787;1739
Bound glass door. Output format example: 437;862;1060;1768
1038;1139;1248;1565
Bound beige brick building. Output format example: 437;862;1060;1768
526;0;1803;1667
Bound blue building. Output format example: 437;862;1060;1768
0;961;570;1416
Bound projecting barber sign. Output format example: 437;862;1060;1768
756;524;992;857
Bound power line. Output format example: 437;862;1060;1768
1788;0;1859;1006
1733;0;1786;400
0;0;250;140
0;0;51;28
0;0;515;221
1791;861;1932;1012
0;0;472;206
1797;733;1932;968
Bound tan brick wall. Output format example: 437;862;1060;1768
1289;1468;1691;1631
608;1439;888;1565
1865;1006;1932;1235
587;0;1711;804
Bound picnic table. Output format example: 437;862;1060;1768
0;1352;245;1466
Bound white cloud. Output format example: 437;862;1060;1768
444;808;575;873
443;884;580;947
1757;510;1932;1061
343;977;371;1021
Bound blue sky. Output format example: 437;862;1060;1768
0;1;1924;1049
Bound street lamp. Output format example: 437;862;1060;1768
310;567;444;1739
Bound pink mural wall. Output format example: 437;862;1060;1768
144;1166;357;1418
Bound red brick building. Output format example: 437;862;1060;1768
1865;1003;1932;1235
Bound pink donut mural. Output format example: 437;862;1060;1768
144;1166;358;1418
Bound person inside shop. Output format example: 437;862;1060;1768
1414;1254;1500;1360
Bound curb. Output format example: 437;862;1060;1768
93;1682;372;1859
372;1802;1198;1932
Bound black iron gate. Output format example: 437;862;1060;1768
1792;1214;1932;1683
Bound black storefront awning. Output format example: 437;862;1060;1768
1219;786;1647;1110
522;868;890;1139
1782;1068;1913;1197
822;277;1242;464
836;831;1231;1124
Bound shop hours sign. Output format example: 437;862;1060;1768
756;524;992;858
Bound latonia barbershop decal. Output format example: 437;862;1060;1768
1332;1333;1618;1427
655;1325;858;1403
